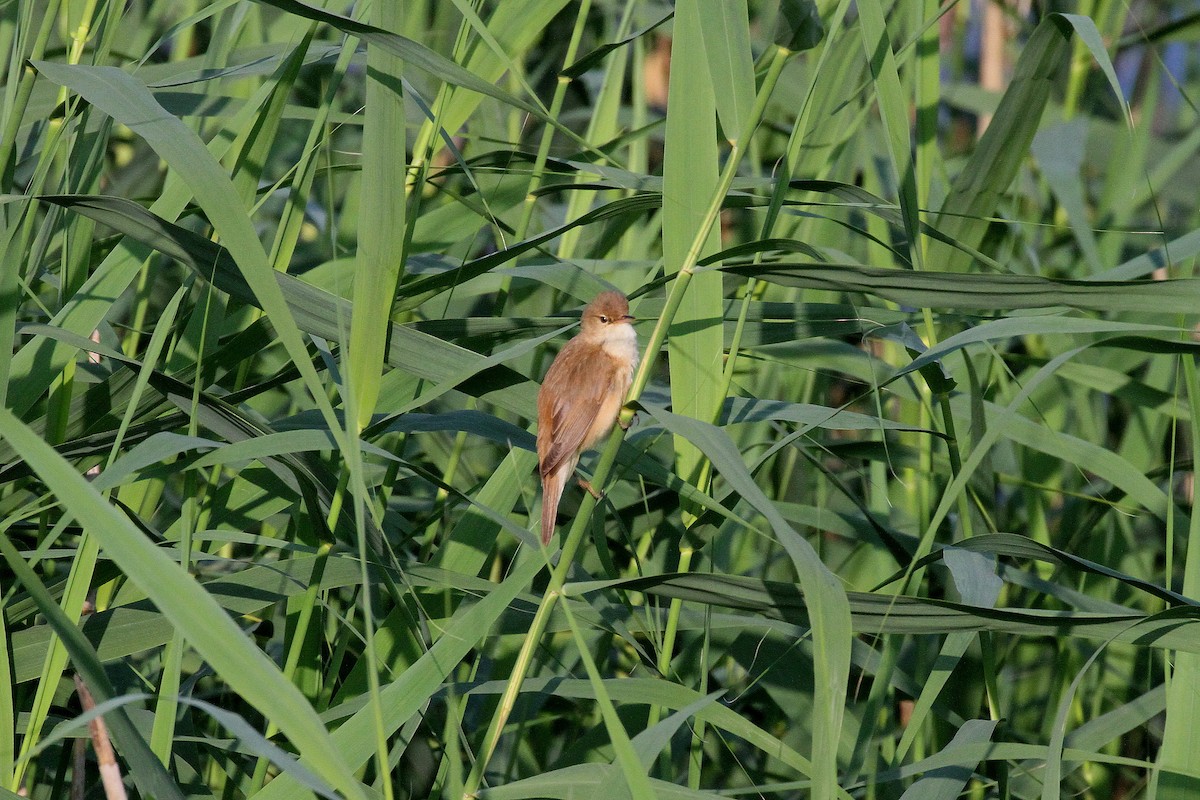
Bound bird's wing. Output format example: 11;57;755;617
537;339;619;478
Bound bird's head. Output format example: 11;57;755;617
580;291;635;338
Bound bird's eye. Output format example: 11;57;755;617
599;315;609;323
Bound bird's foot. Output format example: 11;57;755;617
578;478;604;500
619;412;638;431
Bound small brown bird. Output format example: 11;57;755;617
537;291;639;544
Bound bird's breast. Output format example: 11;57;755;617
601;325;640;381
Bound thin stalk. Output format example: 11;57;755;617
422;424;471;548
646;543;694;757
61;0;99;66
846;631;902;778
0;596;10;789
349;479;392;800
405;0;478;196
628;44;791;402
0;5;15;88
268;29;355;273
11;533;99;792
1168;361;1200;554
150;247;217;766
9;57;110;760
462;573;560;791
679;275;759;522
0;1;60;183
1061;0;1097;119
687;606;710;791
149;500;192;764
558;599;658;799
439;683;467;798
248;541;334;793
7;92;82;416
461;41;794;800
512;0;591;244
495;0;620;313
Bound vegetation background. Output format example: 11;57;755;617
2;0;1200;797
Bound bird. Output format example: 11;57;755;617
537;291;639;545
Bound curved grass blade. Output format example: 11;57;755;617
561;11;673;79
929;15;1074;271
575;571;1200;652
707;261;1200;315
897;720;997;800
1059;14;1132;124
21;694;339;799
721;396;939;435
348;1;405;430
473;764;714;800
0;535;185;800
896;315;1192;381
662;0;726;516
1095;228;1200;281
696;0;754;143
11;552;375;685
857;0;921;267
0;408;371;799
1156;354;1200;793
0;322;366;545
245;0;568;136
30;61;345;443
877;532;1194;608
637;402;851;799
251;553;544;799
35;194;538;416
558;600;658;799
457;675;825;783
628;691;723;770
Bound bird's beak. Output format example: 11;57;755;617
623;314;635;322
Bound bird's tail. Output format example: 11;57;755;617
540;464;568;545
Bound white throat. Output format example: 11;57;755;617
601;322;639;368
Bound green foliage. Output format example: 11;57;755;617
1;0;1199;798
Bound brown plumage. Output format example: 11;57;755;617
536;291;639;544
